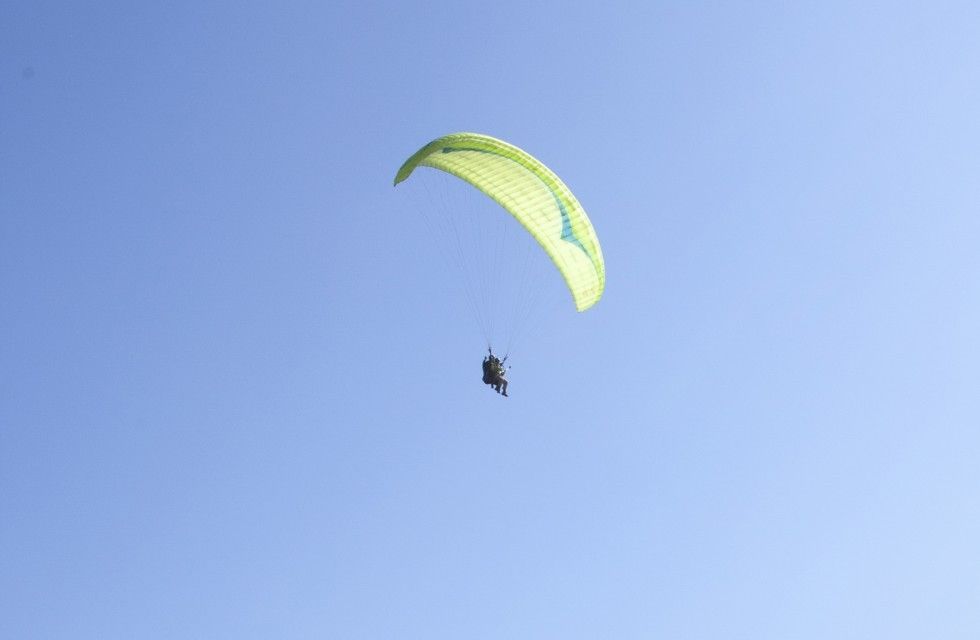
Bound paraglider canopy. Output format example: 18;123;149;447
395;132;605;311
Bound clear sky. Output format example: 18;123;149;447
3;2;980;638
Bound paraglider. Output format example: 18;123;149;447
394;132;604;396
482;350;508;396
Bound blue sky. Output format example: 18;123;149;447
3;2;980;638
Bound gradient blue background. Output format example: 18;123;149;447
3;2;979;638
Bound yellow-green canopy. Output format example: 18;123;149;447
395;132;604;311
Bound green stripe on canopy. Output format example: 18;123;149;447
394;132;605;311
